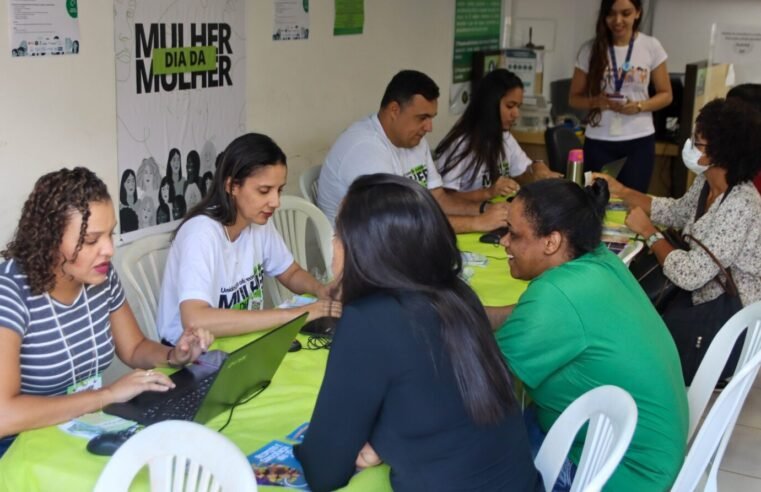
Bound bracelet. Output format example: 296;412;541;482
479;201;488;214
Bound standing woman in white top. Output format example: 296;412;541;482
156;133;339;345
569;0;672;193
0;168;211;458
434;69;561;206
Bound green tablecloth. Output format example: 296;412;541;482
0;235;528;492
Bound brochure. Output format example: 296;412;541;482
248;440;309;490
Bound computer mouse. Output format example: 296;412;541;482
288;339;302;352
86;429;136;456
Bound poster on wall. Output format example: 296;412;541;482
8;0;80;57
273;0;309;41
449;0;501;114
114;0;246;243
711;23;761;65
334;0;363;36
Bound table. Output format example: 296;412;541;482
0;240;526;492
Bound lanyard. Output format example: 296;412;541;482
608;35;635;94
46;287;99;387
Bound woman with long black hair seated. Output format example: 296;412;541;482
295;174;541;492
0;168;211;458
434;69;561;205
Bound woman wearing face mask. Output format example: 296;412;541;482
434;69;561;204
594;98;761;309
156;133;338;345
569;0;672;193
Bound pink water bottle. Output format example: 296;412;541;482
566;149;584;186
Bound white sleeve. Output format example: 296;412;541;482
505;134;533;177
649;36;668;69
261;221;296;277
575;41;593;73
174;219;219;306
336;139;397;185
424;146;443;189
436;152;464;190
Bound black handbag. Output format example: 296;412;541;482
661;233;743;385
628;229;688;311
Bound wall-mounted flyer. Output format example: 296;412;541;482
273;0;309;41
8;0;80;57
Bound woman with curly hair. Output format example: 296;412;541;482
569;0;672;192
0;168;212;457
594;98;761;308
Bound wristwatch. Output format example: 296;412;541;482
645;231;664;249
636;101;644;113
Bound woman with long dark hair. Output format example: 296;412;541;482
496;178;687;491
165;147;185;197
156;133;337;345
569;0;672;192
435;69;560;203
295;174;540;492
0;168;210;458
119;169;139;233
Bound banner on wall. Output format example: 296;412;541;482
114;0;246;243
449;0;501;114
8;0;80;57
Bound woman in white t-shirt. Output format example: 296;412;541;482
156;133;339;345
434;69;561;208
569;0;672;193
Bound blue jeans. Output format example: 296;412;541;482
524;406;577;492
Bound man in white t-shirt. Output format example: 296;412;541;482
318;70;510;233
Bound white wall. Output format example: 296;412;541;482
1;0;760;246
652;0;761;81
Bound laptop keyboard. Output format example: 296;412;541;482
140;373;216;424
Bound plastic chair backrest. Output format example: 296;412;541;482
544;126;583;175
93;420;258;492
269;195;333;305
117;232;173;341
299;165;321;206
534;385;638;492
686;301;761;440
671;349;761;492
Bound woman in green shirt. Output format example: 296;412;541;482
495;178;688;491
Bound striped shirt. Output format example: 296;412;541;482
0;259;125;395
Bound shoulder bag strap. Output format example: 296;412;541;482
682;233;739;297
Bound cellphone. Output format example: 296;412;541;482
479;227;509;245
606;93;627;104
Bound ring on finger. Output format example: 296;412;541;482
145;370;155;377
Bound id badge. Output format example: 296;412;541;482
67;374;103;394
610;114;623;136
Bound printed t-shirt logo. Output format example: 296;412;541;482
480;160;511;188
218;264;264;310
404;164;428;187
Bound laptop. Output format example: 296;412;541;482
104;313;307;425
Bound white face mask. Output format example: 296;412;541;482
682;139;710;175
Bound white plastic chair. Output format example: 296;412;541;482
686;301;761;440
534;385;638;492
268;195;333;306
299;165;321;206
93;420;258;492
670;349;761;492
116;232;173;341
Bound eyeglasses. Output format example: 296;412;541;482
691;136;708;152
